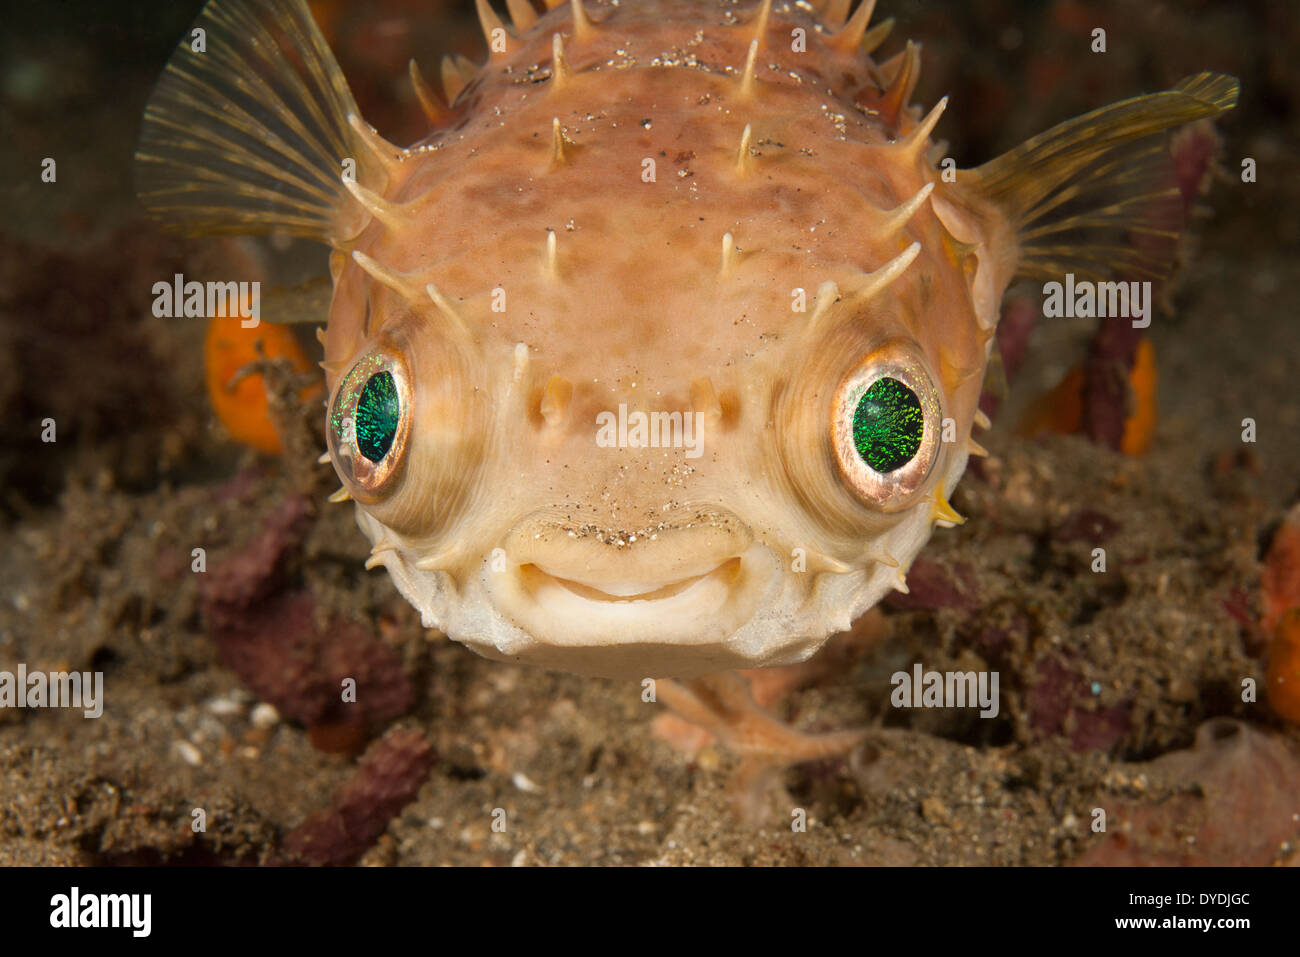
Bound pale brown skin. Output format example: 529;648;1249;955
323;0;997;679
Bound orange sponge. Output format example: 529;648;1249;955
204;316;321;455
1267;609;1300;723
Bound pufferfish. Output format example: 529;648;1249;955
138;0;1236;771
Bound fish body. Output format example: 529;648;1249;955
138;0;1237;679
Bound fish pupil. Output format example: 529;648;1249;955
355;371;400;462
853;377;923;473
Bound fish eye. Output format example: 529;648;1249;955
831;349;941;510
355;371;399;461
327;349;411;499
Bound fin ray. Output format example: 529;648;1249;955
135;0;374;241
962;72;1239;283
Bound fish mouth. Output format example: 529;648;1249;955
483;544;778;676
518;557;743;604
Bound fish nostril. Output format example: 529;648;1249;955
538;374;573;428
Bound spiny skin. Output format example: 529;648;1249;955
325;0;1003;678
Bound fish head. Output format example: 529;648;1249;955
319;25;1004;679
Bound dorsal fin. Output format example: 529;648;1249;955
134;0;380;243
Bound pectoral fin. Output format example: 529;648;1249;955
134;0;388;244
960;73;1239;283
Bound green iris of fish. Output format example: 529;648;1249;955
356;371;400;462
853;377;923;473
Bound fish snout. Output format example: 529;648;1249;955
481;506;778;676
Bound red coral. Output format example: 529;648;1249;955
210;591;412;741
201;495;414;751
201;496;313;633
279;727;435;866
